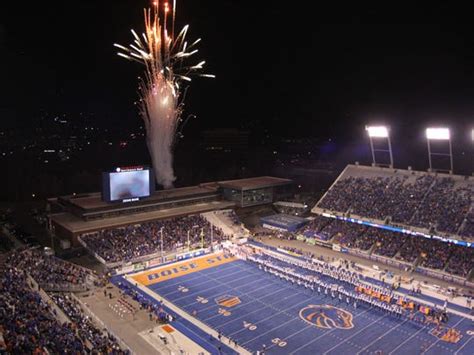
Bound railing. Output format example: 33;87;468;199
26;275;71;325
38;282;90;292
344;247;474;289
70;293;134;354
414;266;474;289
113;247;210;275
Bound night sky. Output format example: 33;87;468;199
2;1;474;143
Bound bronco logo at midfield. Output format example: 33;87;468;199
299;305;354;330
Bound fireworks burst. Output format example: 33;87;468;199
114;0;214;189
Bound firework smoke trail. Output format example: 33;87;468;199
114;0;214;189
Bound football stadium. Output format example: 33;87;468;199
2;162;474;354
2;1;474;354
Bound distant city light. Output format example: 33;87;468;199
426;127;450;140
366;126;389;138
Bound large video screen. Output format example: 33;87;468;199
102;167;154;202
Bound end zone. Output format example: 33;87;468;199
130;252;237;286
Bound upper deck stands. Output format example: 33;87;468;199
313;164;474;241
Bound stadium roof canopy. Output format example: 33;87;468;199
217;176;292;191
62;185;218;212
50;200;235;236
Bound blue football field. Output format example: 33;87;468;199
137;258;473;354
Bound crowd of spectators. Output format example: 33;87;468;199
330;221;368;248
317;170;473;238
445;247;474;277
318;176;356;213
0;265;85;353
318;176;406;220
81;215;226;263
7;248;94;291
390;175;435;224
411;178;472;233
372;230;408;258
299;215;332;240
352;228;384;251
418;239;453;270
51;293;128;354
253;229;295;241
395;237;424;263
349;177;404;220
460;211;474;238
255;210;474;277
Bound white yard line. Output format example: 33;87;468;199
228;297;312;337
356;319;409;354
454;335;473;355
151;266;245;294
124;274;252;355
322;314;390;355
201;285;289;321
388;325;429;355
421;317;466;354
164;272;259;301
288;308;372;355
241;317;299;346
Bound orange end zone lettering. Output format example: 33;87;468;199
131;253;236;286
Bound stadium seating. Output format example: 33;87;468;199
459;211;474;238
395;237;423;263
51;293;128;354
299;215;332;240
256;210;474;277
0;264;85;353
418;238;453;270
253;228;295;241
411;178;472;233
330;221;368;248
389;175;435;224
445;246;474;277
7;248;96;291
80;215;227;263
371;229;408;258
202;210;246;238
316;165;474;239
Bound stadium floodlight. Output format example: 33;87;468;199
425;127;453;173
366;126;389;138
365;125;394;168
426;127;450;140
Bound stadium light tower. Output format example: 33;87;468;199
425;127;453;173
365;125;394;168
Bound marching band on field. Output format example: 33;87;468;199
242;250;446;324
